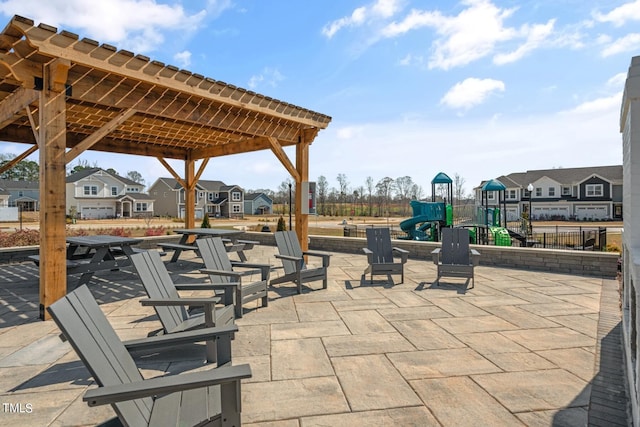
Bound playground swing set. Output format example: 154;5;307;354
399;173;521;247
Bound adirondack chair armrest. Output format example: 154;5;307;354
431;248;442;264
471;249;481;266
173;282;223;292
362;247;374;263
200;268;243;280
123;324;238;351
83;364;252;407
304;250;331;267
392;247;410;263
140;297;221;307
230;262;272;280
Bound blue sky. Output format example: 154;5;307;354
0;0;633;196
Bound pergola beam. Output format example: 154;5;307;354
0;87;38;130
0;144;37;175
268;136;300;182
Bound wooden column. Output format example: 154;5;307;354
39;60;69;320
184;158;196;229
295;135;310;252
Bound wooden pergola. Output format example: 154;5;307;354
0;15;331;319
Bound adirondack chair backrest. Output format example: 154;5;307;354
275;230;305;275
130;251;188;333
440;228;471;265
48;285;153;426
366;228;394;264
197;237;234;284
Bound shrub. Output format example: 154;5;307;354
145;226;166;236
201;214;211;228
0;229;40;246
108;227;131;237
276;216;286;231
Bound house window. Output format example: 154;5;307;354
111;186;118;196
562;186;571;196
506;190;517;200
232;204;241;213
84;185;98;196
208;192;214;201
127;187;140;193
535;187;542;197
586;184;603;197
18;191;23;197
548;187;555;197
487;192;495;201
135;203;148;212
232;191;241;201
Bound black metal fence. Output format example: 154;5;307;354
343;224;609;251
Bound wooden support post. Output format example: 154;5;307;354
295;136;309;252
184;158;196;230
39;60;69;320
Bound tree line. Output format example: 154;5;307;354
249;173;471;217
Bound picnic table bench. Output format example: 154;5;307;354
161;228;258;263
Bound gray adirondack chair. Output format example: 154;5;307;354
271;230;331;294
130;250;235;361
47;285;251;427
362;227;409;284
197;237;270;318
431;228;480;289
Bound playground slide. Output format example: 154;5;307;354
400;215;437;232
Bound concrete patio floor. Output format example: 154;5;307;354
0;244;624;426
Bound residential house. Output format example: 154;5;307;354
244;192;273;215
66;168;154;219
475;165;623;221
148;177;245;219
0;179;39;211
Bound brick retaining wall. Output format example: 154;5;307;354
0;232;619;278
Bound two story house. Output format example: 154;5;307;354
475;165;623;221
148;178;245;219
66;168;154;219
0;179;39;211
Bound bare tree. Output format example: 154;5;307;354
394;176;414;216
336;173;349;216
453;173;466;204
375;177;394;218
316;175;328;216
365;176;374;216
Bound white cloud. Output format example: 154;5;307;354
248;67;285;89
380;1;554;70
0;0;210;53
173;50;192;68
608;72;628;89
593;0;640;27
560;93;622;115
601;33;640;57
493;20;555;65
322;0;403;38
440;77;505;110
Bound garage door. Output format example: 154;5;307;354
575;206;607;220
81;206;114;219
532;206;569;219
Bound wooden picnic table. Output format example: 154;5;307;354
31;235;144;288
160;228;258;263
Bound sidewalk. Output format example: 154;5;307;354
0;244;625;426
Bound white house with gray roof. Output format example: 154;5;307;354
148;177;245;219
475;165;623;221
66;168;154;219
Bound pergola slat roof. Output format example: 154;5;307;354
0;15;330;319
0;15;331;158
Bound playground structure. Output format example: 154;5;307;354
399;173;453;241
399;174;523;247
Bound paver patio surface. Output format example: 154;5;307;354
0;243;623;426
